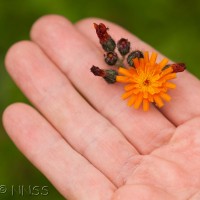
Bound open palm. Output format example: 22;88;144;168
3;16;200;200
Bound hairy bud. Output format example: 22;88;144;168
171;63;186;73
117;38;130;56
104;52;118;65
90;66;118;84
94;23;116;52
127;50;144;67
162;63;186;73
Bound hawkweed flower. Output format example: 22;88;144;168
116;52;178;111
91;22;186;112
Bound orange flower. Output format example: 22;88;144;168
116;52;177;111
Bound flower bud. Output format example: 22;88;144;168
127;50;144;67
94;23;109;43
101;38;116;52
104;70;118;84
171;63;186;73
90;65;105;77
117;38;130;56
162;63;186;73
90;66;118;84
104;52;118;65
94;23;116;52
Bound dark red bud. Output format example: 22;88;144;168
90;65;105;77
94;22;116;52
117;38;130;56
90;66;118;84
94;23;110;43
104;52;118;65
127;50;144;67
162;63;186;73
171;63;186;73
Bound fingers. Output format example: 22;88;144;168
30;15;175;154
75;18;200;126
5;41;140;186
2;103;116;200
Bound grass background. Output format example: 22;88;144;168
0;0;200;199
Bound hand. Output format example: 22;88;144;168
3;15;200;200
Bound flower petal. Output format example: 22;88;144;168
153;95;164;108
122;90;134;99
159;58;169;69
160;92;171;102
116;76;130;83
143;99;150;111
134;93;143;109
124;84;136;91
150;52;157;66
164;82;176;89
118;68;133;77
127;95;137;106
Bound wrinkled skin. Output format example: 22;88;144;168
3;16;200;200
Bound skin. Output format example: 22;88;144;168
3;15;200;200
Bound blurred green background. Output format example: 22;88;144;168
0;0;200;199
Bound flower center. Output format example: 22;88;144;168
143;79;150;86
